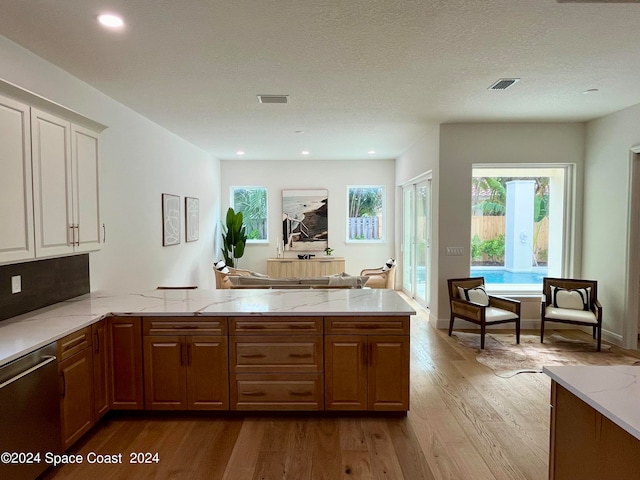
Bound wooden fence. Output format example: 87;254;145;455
471;216;549;261
349;217;381;240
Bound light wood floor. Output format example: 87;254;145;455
42;299;640;480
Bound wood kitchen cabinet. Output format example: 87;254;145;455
229;316;324;410
0;94;35;264
92;319;110;420
58;327;95;450
324;316;410;411
108;316;144;410
549;381;640;480
143;318;229;410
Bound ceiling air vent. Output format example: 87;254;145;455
488;78;520;91
257;94;289;104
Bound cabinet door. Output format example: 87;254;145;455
108;317;143;410
31;108;74;257
324;335;367;410
187;336;229;410
59;348;94;450
71;125;102;252
368;336;409;411
144;336;187;410
0;95;35;264
92;320;110;420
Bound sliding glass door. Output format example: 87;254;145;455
402;176;432;308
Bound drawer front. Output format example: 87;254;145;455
58;326;92;361
229;316;322;335
143;317;227;336
230;374;324;410
229;336;323;373
324;316;410;335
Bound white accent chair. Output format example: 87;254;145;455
541;277;602;351
447;277;521;349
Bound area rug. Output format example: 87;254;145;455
452;332;640;378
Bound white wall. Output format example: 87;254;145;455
437;123;585;325
395;124;440;316
584;103;640;347
0;35;220;291
220;159;396;276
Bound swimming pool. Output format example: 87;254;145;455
470;267;547;284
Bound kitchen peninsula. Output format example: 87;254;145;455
544;365;640;480
1;288;415;418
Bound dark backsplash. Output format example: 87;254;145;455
0;255;90;322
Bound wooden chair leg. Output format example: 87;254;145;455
593;326;596;339
448;315;455;337
516;319;520;344
597;325;602;352
480;324;486;349
540;319;545;344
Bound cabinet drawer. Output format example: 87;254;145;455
230;374;324;410
143;317;227;335
324;316;410;335
229;316;322;335
58;326;92;361
230;336;323;373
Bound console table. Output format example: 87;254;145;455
267;257;345;278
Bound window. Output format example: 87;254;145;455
347;186;384;242
470;167;569;289
231;187;268;242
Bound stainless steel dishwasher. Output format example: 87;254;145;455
0;342;62;480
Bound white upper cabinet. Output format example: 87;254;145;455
31;109;103;258
72;124;102;253
0;95;35;263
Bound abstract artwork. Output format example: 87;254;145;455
282;189;328;251
185;197;199;242
162;193;180;246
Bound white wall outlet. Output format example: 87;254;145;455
11;275;21;294
446;247;465;256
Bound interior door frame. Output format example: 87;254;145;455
626;145;640;349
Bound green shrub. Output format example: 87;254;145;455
481;235;505;263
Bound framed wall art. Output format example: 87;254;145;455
162;193;181;246
185;196;199;242
282;189;328;251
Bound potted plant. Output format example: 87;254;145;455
220;207;247;268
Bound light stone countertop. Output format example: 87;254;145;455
544;365;640;441
0;288;415;367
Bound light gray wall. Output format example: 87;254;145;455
437;123;586;324
220;159;396;277
0;35;220;291
584;103;640;347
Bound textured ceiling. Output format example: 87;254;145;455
1;0;640;160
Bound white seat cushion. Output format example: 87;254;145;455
545;306;597;324
485;307;518;323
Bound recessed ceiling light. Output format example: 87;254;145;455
236;151;245;155
301;150;310;156
583;88;599;94
368;150;376;155
97;13;124;28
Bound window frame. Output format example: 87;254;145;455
345;185;386;244
230;186;269;244
469;164;575;295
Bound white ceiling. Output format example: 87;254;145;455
1;0;640;161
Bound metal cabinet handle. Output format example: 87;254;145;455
240;353;266;358
186;343;191;366
288;353;312;359
102;223;106;243
241;391;266;396
289;391;313;397
180;343;185;366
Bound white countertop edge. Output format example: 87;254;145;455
0;289;416;367
543;365;640;441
